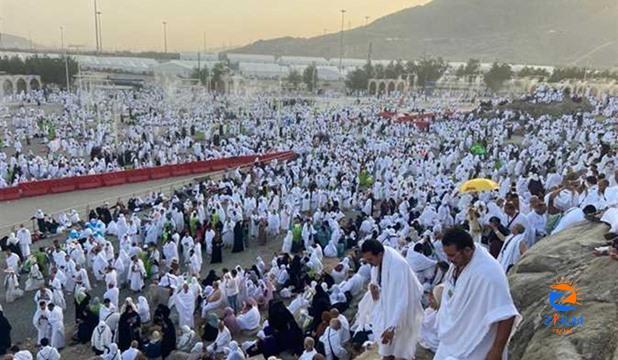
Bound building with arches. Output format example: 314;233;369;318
368;76;412;95
0;74;42;97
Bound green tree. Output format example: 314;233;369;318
303;64;318;92
384;61;397;79
345;68;368;92
548;67;587;82
411;57;448;89
191;66;210;86
210;62;229;92
484;62;513;92
374;64;385;79
0;55;78;88
455;58;481;82
517;66;550;78
286;69;302;90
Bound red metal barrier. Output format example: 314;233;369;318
208;158;230;171
171;163;193;176
0;187;20;201
150;165;173;180
126;168;151;183
49;177;78;193
191;161;211;174
77;174;103;189
19;180;51;197
2;151;296;201
101;171;127;186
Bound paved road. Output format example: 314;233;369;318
0;173;216;236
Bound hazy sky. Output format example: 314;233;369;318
0;0;429;52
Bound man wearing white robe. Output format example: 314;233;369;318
361;240;423;360
127;256;146;292
206;321;232;354
91;321;113;354
436;228;521;360
236;302;260;331
551;205;595;235
17;225;32;258
319;319;349;360
174;283;196;328
36;339;61;360
47;303;65;350
497;224;528;273
33;301;51;346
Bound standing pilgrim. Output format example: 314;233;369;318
361;239;423;360
435;227;521;360
47;303;65;350
128;256;146;292
174;283;196;328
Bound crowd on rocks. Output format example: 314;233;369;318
0;86;616;360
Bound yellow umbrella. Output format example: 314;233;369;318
459;178;499;193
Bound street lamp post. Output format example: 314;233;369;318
339;9;346;70
60;26;65;51
61;27;70;91
93;0;100;52
97;11;103;52
162;21;168;53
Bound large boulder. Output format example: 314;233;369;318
508;222;618;360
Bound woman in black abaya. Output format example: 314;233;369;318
232;220;245;253
0;306;12;355
117;302;141;351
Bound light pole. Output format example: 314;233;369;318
62;28;70;91
203;32;207;53
93;0;100;52
339;9;346;70
0;17;3;49
97;11;103;52
162;21;168;53
59;26;65;51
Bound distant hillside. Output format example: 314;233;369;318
233;0;618;68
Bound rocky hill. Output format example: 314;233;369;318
508;222;618;359
232;0;618;67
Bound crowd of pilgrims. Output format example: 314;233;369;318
0;86;617;360
0;87;293;187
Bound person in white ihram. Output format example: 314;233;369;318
435;227;522;360
361;239;424;360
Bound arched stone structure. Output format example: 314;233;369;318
2;79;12;95
0;74;43;97
368;76;410;96
387;81;396;94
30;78;41;90
367;81;378;95
15;78;27;93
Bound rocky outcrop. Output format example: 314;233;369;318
508;222;618;360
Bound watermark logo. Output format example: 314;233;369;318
542;279;584;335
